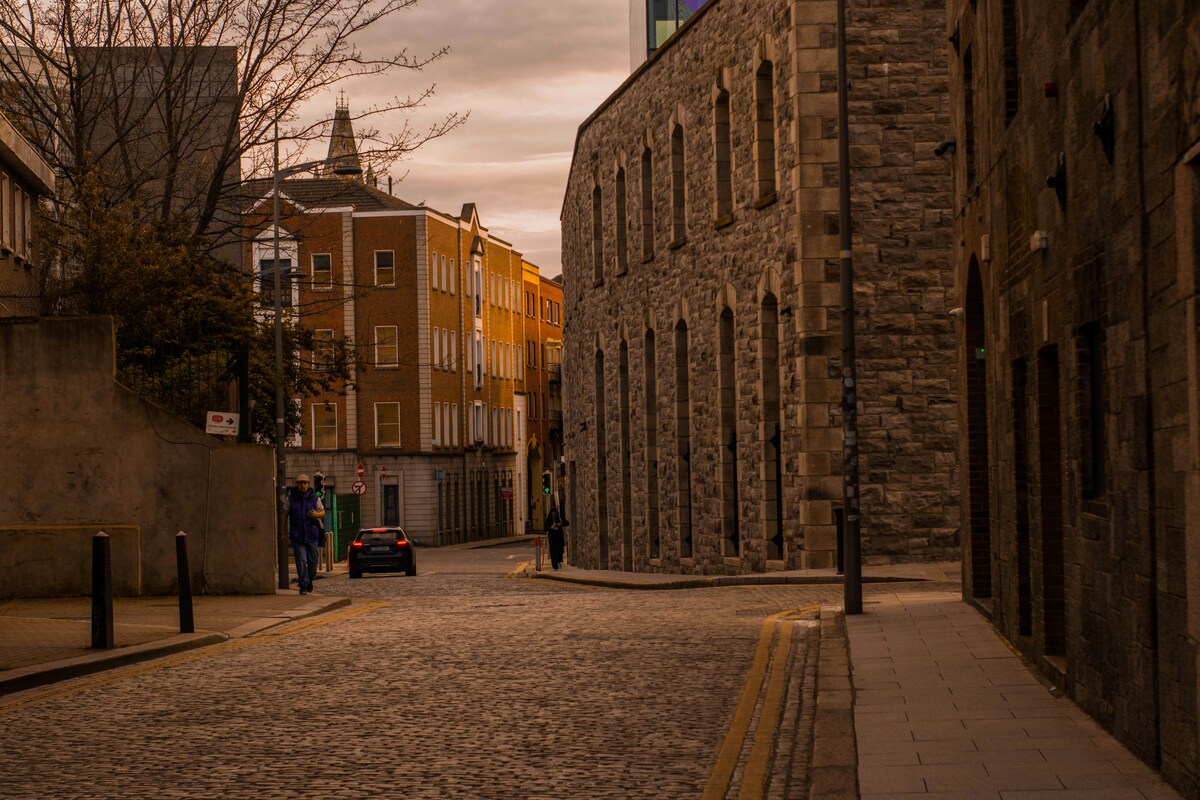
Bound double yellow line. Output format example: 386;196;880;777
0;600;388;716
703;606;818;800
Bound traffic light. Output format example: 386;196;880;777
542;470;552;495
313;472;325;498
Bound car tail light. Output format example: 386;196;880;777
395;540;408;548
351;541;364;549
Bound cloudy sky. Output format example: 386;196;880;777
312;0;635;276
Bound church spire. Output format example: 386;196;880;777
325;93;362;177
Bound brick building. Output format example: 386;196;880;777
245;111;554;544
561;0;958;574
0;110;53;317
520;264;564;530
947;0;1200;792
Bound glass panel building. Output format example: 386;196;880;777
630;0;711;69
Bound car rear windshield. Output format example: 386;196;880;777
358;530;402;544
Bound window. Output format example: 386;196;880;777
441;256;448;292
433;402;441;445
449;260;456;294
452;404;459;446
963;47;976;186
433;327;441;368
375;251;395;286
714;88;733;219
641;147;654;260
432;251;439;290
1002;0;1019;125
443;329;450;370
592;185;604;283
375;403;401;447
258;258;293;308
312;329;335;372
616;167;628;274
451;331;458;371
311;253;332;288
754;61;776;201
312;404;337;450
671;124;686;242
375;325;399;367
517;346;523;379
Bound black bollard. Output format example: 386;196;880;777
176;531;194;634
91;532;114;649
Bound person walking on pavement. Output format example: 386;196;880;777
545;507;568;570
286;474;325;594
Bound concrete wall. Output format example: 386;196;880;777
0;316;276;598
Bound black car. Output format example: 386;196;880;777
348;527;417;579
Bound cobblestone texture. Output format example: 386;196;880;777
0;546;949;799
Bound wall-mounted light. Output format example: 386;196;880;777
948;24;961;54
934;138;957;157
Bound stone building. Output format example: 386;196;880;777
244;107;553;547
947;0;1200;792
0;110;53;316
561;0;959;574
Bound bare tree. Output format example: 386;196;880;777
0;0;465;244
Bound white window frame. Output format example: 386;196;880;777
452;404;459;446
449;260;456;294
441;256;448;292
375;325;399;367
311;403;338;451
311;253;333;290
375;402;402;447
375;250;396;286
432;251;439;290
432;402;441;446
451;331;458;372
433;326;441;369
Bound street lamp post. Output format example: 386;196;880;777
836;0;863;615
270;133;355;590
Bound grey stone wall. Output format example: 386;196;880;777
947;0;1200;793
561;0;958;575
0;316;277;597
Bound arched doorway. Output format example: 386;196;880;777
965;258;993;600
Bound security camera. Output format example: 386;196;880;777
948;307;964;319
934;138;957;157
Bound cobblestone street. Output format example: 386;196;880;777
0;544;948;799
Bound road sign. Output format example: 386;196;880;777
500;486;513;500
205;412;239;436
351;480;367;495
356;463;365;478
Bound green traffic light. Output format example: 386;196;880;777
543;486;551;495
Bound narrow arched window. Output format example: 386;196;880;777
615;167;628;274
592;185;603;284
719;306;740;558
754;61;776;201
671;124;686;243
714;89;732;221
641;147;655;259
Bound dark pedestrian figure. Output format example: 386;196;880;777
545;507;568;570
286;474;325;594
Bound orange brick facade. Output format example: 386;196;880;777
245;179;560;544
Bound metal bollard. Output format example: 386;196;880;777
91;532;114;649
534;536;543;572
176;531;194;634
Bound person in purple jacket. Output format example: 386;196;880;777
286;474;325;594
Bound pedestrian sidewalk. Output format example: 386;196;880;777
0;591;348;695
846;590;1181;799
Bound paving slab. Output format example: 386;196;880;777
847;590;1183;800
0;591;348;694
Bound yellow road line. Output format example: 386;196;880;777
738;618;795;799
505;560;531;579
701;608;790;800
702;606;818;800
0;600;388;716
